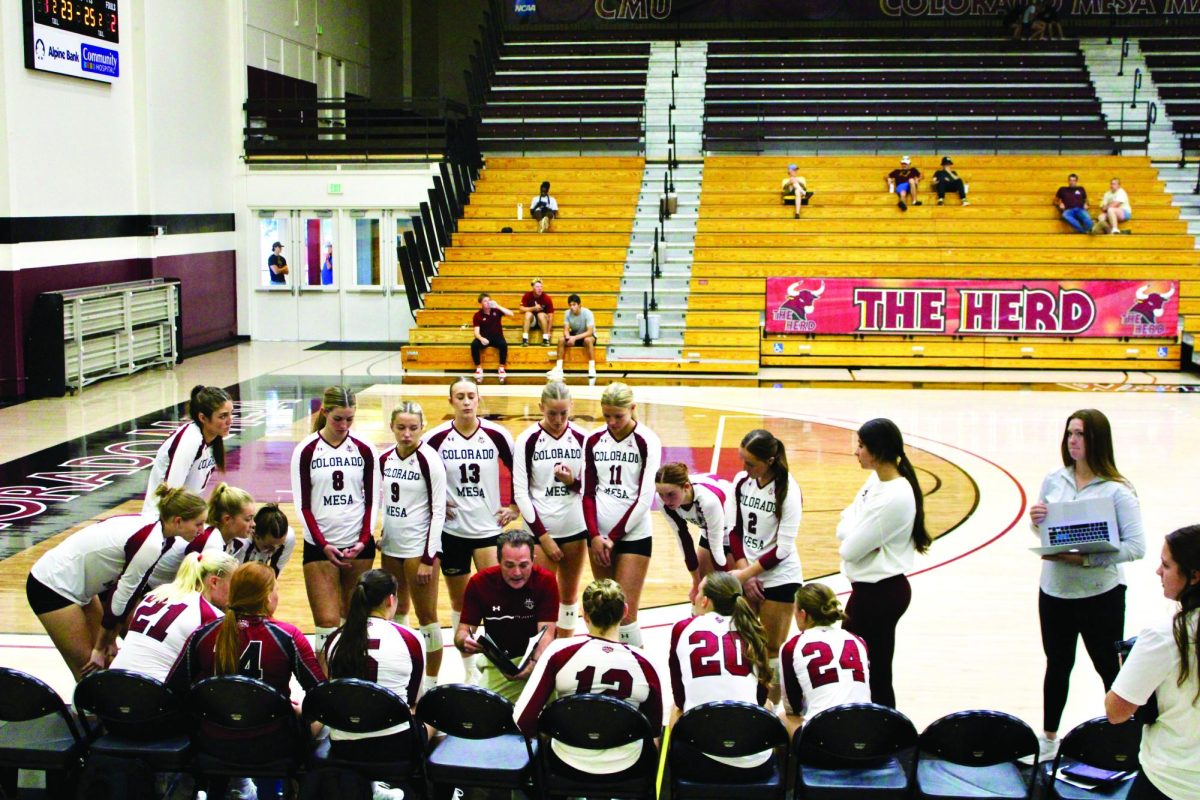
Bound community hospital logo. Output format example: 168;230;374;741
1122;284;1175;336
773;280;825;332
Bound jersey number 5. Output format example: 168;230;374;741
688;630;752;677
801;639;866;688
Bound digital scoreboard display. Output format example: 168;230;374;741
24;0;121;84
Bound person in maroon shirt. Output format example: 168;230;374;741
519;279;555;347
471;292;514;384
1055;173;1093;234
455;530;558;702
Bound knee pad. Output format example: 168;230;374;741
420;622;443;653
557;603;579;631
314;626;338;657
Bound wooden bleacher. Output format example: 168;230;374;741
401;156;639;374
697;155;1196;370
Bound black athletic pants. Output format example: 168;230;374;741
843;573;911;709
470;336;508;366
936;179;966;199
1038;585;1125;732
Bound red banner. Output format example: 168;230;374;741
765;277;1179;338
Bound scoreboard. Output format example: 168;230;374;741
24;0;121;84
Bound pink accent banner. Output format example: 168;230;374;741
765;277;1179;338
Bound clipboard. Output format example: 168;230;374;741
478;625;548;678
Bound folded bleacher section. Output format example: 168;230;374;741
478;40;649;153
1140;38;1200;142
703;40;1115;153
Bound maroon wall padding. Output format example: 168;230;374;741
0;250;237;399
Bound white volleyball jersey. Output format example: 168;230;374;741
378;442;447;562
110;591;222;682
731;471;804;588
226;529;297;576
142;423;218;515
582;422;662;542
326;617;425;740
29;514;168;629
514;635;663;774
290;432;378;549
514;422;587;540
147;525;227;590
662;475;735;570
426;419;514;540
780;626;872;721
668;612;772;769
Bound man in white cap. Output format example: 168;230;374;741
887;156;922;212
781;163;813;219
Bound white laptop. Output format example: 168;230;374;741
1030;497;1120;556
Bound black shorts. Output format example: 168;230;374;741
698;536;733;556
441;532;497;576
566;334;593;346
612;537;653;557
551;530;589;546
26;574;75;615
302;537;377;565
762;582;801;604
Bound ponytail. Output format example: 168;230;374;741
215;563;274;676
154;484;208;525
314;386;356;433
857;418;929;554
326;570;397;679
794;582;846;627
704;572;771;686
148;550;238;604
206;483;255;528
188;385;231;471
740;429;789;520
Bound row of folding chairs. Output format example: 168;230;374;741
0;665;1142;799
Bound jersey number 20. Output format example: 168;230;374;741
688;630;752;677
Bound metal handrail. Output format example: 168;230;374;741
1118;37;1129;77
1130;68;1142;109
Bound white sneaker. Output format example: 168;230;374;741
1038;735;1059;762
373;782;405;800
228;777;258;800
587;363;597;378
473;367;483;382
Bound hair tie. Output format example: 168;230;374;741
196;554;203;562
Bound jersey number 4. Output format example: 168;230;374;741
801;639;866;688
688;630;752;677
238;641;264;681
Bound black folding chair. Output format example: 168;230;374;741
0;667;87;800
794;702;918;800
416;683;536;797
186;675;308;798
302;678;425;797
1042;716;1141;800
536;693;659;800
915;710;1038;800
669;700;788;799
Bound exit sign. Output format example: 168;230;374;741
328;182;343;195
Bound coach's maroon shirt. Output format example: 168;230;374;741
472;307;507;341
167;615;325;698
461;565;558;658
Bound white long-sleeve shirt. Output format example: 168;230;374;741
1033;467;1145;599
513;422;587;539
142;423;217;515
837;473;917;583
661;475;734;570
583;422;662;543
731;471;804;588
378;442;447;563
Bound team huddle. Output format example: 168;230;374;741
25;377;936;786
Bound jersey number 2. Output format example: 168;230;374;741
801;639;866;688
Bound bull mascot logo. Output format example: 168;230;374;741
774;281;825;332
1126;284;1175;325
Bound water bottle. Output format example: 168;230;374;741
517;202;523;220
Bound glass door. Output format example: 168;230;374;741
295;212;340;342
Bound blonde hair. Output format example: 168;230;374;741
154;484;208;524
313;386;355;433
600;381;634;410
448;376;479;397
389;401;425;428
215;563;276;676
794;582;846;626
541;380;571;403
206;483;254;527
147;551;237;604
582;578;626;630
704;572;771;686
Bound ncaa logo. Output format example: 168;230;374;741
514;0;536;18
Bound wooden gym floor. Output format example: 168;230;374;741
0;340;1196;735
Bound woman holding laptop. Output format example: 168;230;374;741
1028;409;1145;761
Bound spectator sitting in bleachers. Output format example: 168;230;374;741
532;181;559;233
547;294;598;380
520;279;555;346
887;156;922;212
1055;173;1093;234
1094;177;1133;235
471;292;514;383
1036;0;1063;39
1021;0;1039;38
932;158;969;206
781;164;814;219
1002;0;1024;39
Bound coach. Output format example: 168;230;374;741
455;530;559;701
